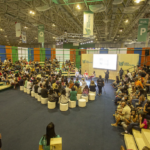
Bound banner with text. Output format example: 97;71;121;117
38;25;44;43
83;11;94;37
15;23;21;37
137;18;149;42
22;32;26;43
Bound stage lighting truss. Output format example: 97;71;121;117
56;33;96;43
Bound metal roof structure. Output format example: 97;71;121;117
0;0;149;46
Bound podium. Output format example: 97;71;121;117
50;137;62;150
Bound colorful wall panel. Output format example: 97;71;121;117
28;48;34;61
64;49;70;62
108;48;119;54
56;49;63;62
100;48;108;54
51;48;56;60
45;48;51;60
127;48;134;54
141;48;150;66
12;46;18;63
5;46;12;61
40;48;45;62
134;48;142;65
76;49;80;69
0;45;6;62
118;48;127;54
70;49;76;62
34;48;40;62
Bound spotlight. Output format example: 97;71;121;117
29;11;35;15
125;19;128;23
135;0;141;3
52;24;55;27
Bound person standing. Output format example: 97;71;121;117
119;68;124;80
97;75;104;96
105;70;109;83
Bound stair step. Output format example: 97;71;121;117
0;85;12;90
142;129;150;148
124;134;137;150
0;82;4;86
132;129;148;150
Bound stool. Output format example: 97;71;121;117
24;87;27;93
31;91;35;97
48;101;56;109
82;96;88;102
27;89;30;94
77;94;82;100
78;99;86;107
41;97;48;104
89;93;95;101
34;93;38;99
89;91;96;96
60;103;68;111
20;86;24;91
69;101;76;108
38;95;41;102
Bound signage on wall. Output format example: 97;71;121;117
119;61;134;66
73;43;79;46
137;18;149;42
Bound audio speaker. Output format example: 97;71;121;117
145;50;149;56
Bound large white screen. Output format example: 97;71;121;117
93;54;117;70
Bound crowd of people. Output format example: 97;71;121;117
111;65;150;136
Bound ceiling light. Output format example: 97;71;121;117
115;39;117;40
35;37;37;39
5;35;7;37
117;35;119;37
24;26;27;29
135;0;141;3
125;19;128;23
91;41;93;42
53;37;55;39
77;5;80;9
119;29;123;32
0;28;3;31
52;24;55;27
29;11;35;15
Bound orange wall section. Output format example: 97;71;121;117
5;46;12;60
34;48;40;61
141;47;150;66
51;48;56;60
127;48;134;54
70;49;76;62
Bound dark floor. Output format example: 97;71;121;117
0;80;125;150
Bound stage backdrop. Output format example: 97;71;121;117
81;54;139;80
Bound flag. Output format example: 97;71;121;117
38;25;44;43
83;11;94;37
15;23;21;37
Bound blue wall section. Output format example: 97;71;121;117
0;45;6;62
45;48;51;60
100;48;108;54
134;48;142;65
28;48;34;61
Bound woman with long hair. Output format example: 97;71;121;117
89;80;96;92
82;85;89;96
39;122;60;150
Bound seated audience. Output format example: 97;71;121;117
41;85;48;98
70;87;77;101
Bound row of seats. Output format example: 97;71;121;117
20;86;96;111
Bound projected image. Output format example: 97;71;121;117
93;54;117;70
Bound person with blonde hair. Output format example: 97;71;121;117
81;78;87;90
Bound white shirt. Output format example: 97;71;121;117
27;81;32;89
25;70;29;74
65;87;71;97
38;87;42;94
81;81;87;88
122;105;131;119
127;72;132;79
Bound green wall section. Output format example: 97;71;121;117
40;48;45;62
63;43;79;49
76;49;80;69
12;46;18;63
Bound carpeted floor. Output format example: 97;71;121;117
0;80;125;150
